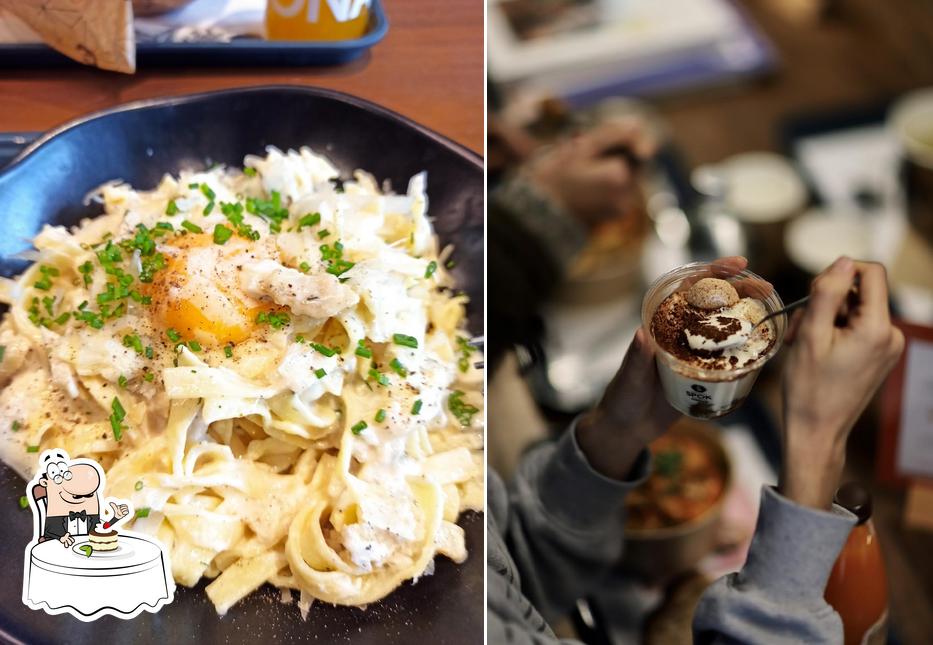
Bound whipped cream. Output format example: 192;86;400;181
686;315;753;351
683;298;772;368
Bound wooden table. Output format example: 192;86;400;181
0;0;484;153
656;0;933;167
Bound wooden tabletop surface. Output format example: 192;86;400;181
657;0;933;167
0;0;484;153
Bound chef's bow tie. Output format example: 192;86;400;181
68;510;87;521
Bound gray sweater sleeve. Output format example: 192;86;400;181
693;486;857;644
498;420;651;625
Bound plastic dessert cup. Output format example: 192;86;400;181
642;262;786;419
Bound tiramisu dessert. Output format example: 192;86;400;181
646;274;782;418
88;526;119;552
651;278;775;370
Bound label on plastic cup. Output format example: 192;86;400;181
656;361;760;419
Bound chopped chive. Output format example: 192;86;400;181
74;308;104;329
411;399;423;415
375;409;386;423
12;420;21;432
318;230;331;239
351;420;367;435
199;183;216;200
311;343;336;357
139;252;166;283
145;345;153;359
224;344;233;358
297;212;321;230
27;445;39;453
355;340;372;359
0;345;4;363
166;328;181;343
368;368;389;387
446;259;457;269
299;262;311;273
256;311;290;329
213;224;233;245
122;334;144;355
203;201;215;215
135;507;150;518
79;261;94;287
389;358;408;377
425;261;437;279
181;220;203;234
112;397;126;420
314;368;327;379
448;390;479;427
188;182;199;189
144;372;155;382
326;259;355;277
295;335;305;344
19;495;29;509
118;375;128;388
110;397;126;441
244;167;257;177
165;199;179;216
129;291;151;305
134;480;144;491
188;340;202;352
392;333;418;349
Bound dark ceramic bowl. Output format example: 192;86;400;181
0;86;483;644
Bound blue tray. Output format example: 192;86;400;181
0;0;387;67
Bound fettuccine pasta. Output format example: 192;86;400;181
0;147;484;615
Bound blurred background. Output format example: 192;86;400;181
488;0;933;643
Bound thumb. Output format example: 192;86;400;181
109;501;119;512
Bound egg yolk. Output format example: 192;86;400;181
147;233;267;346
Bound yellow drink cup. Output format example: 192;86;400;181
266;0;372;41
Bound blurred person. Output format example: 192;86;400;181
488;118;652;370
487;124;905;642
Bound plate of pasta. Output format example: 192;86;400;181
0;87;484;643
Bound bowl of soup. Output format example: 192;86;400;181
621;419;731;581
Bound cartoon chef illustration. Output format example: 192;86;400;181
31;450;129;547
22;449;175;621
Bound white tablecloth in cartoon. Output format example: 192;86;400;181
24;534;172;619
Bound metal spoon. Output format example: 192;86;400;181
714;295;810;349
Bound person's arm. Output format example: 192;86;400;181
694;258;904;644
502;421;651;623
488;327;678;642
487;121;655;371
43;516;65;540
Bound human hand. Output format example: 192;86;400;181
110;501;129;521
60;532;74;547
780;257;904;510
576;328;679;480
523;119;655;227
576;256;754;481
